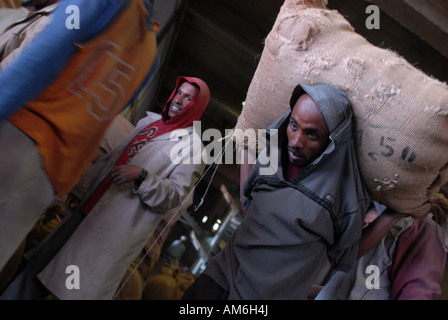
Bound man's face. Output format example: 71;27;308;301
167;82;199;119
286;94;330;167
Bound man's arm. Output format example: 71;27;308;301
0;0;128;120
357;208;406;258
389;218;447;300
134;162;204;214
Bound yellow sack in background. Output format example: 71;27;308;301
1;204;62;294
0;239;25;294
142;260;194;300
25;205;62;252
114;262;143;300
235;0;448;218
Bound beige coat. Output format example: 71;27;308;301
0;4;56;71
38;112;205;299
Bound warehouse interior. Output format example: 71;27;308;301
0;0;447;300
142;0;448;234
138;0;448;300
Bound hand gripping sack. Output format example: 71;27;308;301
234;0;448;218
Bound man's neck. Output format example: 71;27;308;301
282;145;303;181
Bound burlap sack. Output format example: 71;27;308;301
234;0;448;218
142;261;194;300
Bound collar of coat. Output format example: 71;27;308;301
137;111;195;142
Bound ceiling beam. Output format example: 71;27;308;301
368;0;448;58
185;6;259;62
425;0;448;17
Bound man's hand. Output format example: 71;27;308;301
110;165;144;185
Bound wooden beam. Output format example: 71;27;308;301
404;0;448;33
425;0;448;17
369;0;448;58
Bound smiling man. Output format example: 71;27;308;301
183;83;371;300
1;76;210;300
168;81;200;118
35;77;209;300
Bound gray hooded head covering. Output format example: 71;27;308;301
289;84;351;134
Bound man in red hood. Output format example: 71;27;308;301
2;76;210;300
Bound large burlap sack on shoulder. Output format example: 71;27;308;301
234;0;448;218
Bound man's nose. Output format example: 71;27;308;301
173;94;184;104
173;96;181;104
291;132;304;148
